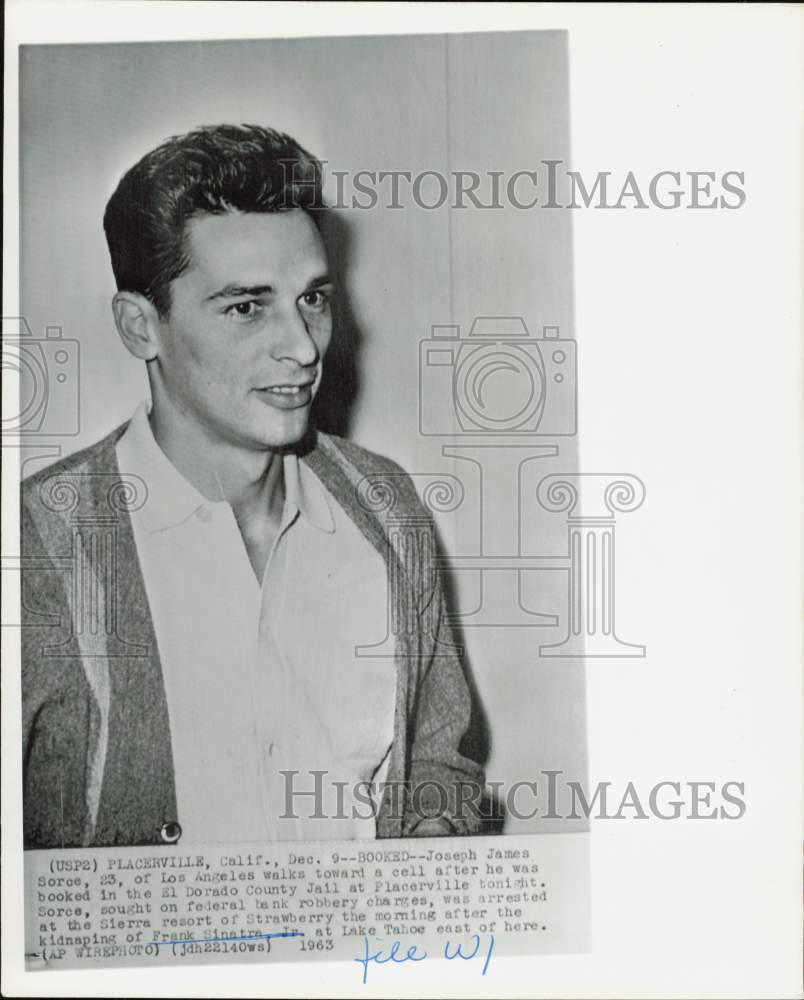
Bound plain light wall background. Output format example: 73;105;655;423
19;32;585;833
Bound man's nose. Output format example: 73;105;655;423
271;305;319;367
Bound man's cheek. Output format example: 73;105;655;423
177;320;222;363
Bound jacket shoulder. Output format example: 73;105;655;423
314;430;407;475
21;423;129;501
308;431;429;523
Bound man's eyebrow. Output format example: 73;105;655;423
305;274;334;290
205;275;333;301
206;283;273;301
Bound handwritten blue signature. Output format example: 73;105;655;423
145;928;495;981
355;933;495;984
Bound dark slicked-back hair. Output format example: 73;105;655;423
103;124;324;316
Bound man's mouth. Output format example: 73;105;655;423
254;379;316;408
265;385;306;396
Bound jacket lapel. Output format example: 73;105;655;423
67;430;178;845
302;435;416;838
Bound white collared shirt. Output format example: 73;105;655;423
115;402;394;844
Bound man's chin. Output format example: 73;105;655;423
251;415;313;452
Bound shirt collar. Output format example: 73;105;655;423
117;401;334;535
283;451;335;534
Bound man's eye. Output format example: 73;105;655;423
300;290;330;312
225;301;261;321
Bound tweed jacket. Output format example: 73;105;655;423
21;424;483;849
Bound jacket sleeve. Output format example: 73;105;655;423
21;485;94;848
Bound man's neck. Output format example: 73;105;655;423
147;402;285;527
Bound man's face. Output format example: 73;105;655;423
153;208;332;451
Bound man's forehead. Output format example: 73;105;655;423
183;209;327;280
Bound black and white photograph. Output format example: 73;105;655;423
2;3;801;998
16;31;587;854
14;20;591;973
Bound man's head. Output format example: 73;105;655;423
104;125;332;453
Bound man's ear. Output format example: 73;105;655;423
112;292;162;361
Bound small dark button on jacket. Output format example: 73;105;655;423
160;821;182;844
